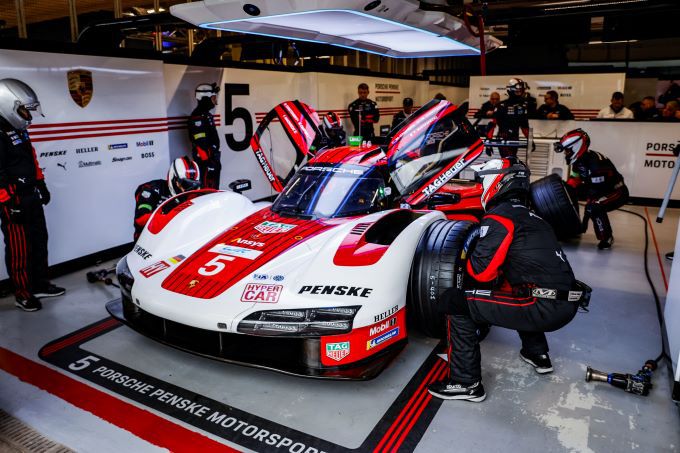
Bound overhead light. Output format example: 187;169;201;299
170;1;502;58
587;39;638;45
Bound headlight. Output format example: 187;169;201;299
237;306;360;336
116;256;134;300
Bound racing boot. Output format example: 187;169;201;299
428;379;486;402
597;236;614;250
15;295;42;312
34;283;66;299
520;351;553;374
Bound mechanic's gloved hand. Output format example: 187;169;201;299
36;180;51;205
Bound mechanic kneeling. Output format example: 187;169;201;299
428;158;589;402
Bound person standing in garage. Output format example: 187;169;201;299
554;128;629;250
188;82;221;189
536;90;574;120
428;158;585;402
474;91;500;119
391;97;414;130
348;83;380;139
493;78;536;157
0;78;65;312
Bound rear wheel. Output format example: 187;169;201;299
408;219;477;338
530;174;581;239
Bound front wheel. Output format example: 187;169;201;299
530;174;581;239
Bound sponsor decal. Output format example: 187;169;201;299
252;274;285;282
76;146;99;154
304;166;365;175
366;327;399;350
39;150;67;157
141;152;155;159
273;275;284;282
374;305;398;323
57;162;67;171
112;156;133;163
298;285;373;298
67;69;93;108
253;150;277;183
167;255;185;265
79;160;101;168
240;283;283;303
325;341;350;362
230;237;265;248
189;279;199;288
253;273;268;281
568;290;583;302
254;221;296;234
133;245;152;260
480;226;489;237
136;140;154;147
421;158;468;197
140;260;170;278
210;244;262;260
532;288;557;299
369;317;397;337
108;143;128;150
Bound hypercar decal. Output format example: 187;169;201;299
161;208;347;299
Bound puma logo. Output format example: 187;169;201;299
555;250;566;262
57;162;67;171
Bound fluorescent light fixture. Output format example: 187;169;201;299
170;0;502;58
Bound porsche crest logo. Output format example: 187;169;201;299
67;69;93;108
189;279;199;288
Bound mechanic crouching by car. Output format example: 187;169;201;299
133;157;202;241
428;158;589;402
554;128;629;250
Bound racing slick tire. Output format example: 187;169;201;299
530;174;581;239
409;219;477;338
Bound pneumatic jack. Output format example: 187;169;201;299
585;360;657;396
86;267;119;288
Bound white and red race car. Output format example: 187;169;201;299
109;100;578;379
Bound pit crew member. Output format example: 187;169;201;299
493;78;537;157
348;83;380;139
391;97;414;130
554;128;629;250
320;111;346;149
428;158;587;402
188;82;221;189
0;78;65;312
133;157;201;241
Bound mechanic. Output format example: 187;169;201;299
629;96;660;121
348;83;380;139
554;128;629;250
536;90;574;120
320;111;346;149
391;97;415;130
133;157;202;241
428;158;585;402
0;78;65;312
493;78;537;157
596;92;634;119
474;91;500;119
188;82;221;189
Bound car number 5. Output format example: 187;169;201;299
198;255;235;276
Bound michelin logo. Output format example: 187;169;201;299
367;327;399;350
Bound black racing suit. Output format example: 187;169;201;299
188;98;221;189
567;150;629;242
494;95;537;157
348;98;380;139
0;120;51;299
391;110;411;130
133;179;171;241
447;198;578;383
474;101;497;119
536;103;574;120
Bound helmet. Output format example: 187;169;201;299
167;157;201;196
195;82;220;102
471;158;530;210
0;78;43;130
506;78;529;96
554;128;590;165
323;111;341;130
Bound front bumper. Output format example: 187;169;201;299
106;298;406;380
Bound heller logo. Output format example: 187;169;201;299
136;140;154;147
108;143;128;150
374;305;398;323
325;341;350;362
254;221;296;234
112;156;132;163
240;284;283;303
78;160;101;168
76;146;98;154
39;150;67;157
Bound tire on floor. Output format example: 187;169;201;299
409;219;477;338
530;173;581;239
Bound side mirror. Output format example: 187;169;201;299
229;179;252;194
427;192;461;208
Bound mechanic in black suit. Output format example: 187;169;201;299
348;83;380;139
493;78;537;157
536;91;574;120
391;97;414;130
188;83;221;189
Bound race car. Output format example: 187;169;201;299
108;99;578;380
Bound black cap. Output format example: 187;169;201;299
403;97;414;107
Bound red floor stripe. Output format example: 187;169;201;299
644;207;669;291
0;347;239;452
41;318;120;357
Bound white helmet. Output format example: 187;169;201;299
195;82;220;102
471;158;530;210
506;78;529;96
0;78;43;130
167;157;201;196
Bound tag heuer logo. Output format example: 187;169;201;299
67;69;93;108
325;341;350;362
254;221;296;234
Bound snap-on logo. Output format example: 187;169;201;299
298;285;373;298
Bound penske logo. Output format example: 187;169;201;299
298;285;373;298
421;158;467;197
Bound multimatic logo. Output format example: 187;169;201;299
298;285;373;298
39;150;67;158
79;160;101;168
136;140;154;147
76;146;98;154
108;143;128;150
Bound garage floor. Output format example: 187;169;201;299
0;205;679;453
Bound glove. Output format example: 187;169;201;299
37;181;50;205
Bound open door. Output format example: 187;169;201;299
250;100;323;192
386;100;484;207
